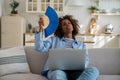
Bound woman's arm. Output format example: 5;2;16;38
34;32;52;53
35;16;52;53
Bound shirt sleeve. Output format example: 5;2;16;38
83;43;89;68
34;32;52;53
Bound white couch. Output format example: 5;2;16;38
0;46;120;80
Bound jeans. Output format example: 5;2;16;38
47;67;99;80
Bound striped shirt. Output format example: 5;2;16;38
64;38;74;48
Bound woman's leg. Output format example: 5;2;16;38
47;70;67;80
77;67;99;80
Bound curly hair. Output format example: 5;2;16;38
54;15;80;39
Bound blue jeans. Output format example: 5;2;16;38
47;67;99;80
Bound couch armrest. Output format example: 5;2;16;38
24;46;48;74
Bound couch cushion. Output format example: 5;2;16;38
0;46;30;76
0;73;47;80
99;75;120;80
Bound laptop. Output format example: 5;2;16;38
48;48;86;70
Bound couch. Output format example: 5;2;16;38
0;46;120;80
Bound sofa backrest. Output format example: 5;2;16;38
88;48;120;75
24;46;120;75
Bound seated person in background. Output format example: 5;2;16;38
35;15;99;80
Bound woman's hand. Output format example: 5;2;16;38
38;18;45;32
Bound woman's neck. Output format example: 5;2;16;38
64;33;73;39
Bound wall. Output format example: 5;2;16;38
2;0;120;48
0;0;2;17
3;0;42;29
3;0;120;34
0;0;3;47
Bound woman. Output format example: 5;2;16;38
35;15;99;80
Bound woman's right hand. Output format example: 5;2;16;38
38;18;45;32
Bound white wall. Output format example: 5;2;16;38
0;0;3;47
0;1;2;17
2;0;120;34
0;0;3;17
3;0;42;28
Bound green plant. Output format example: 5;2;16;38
28;23;32;30
88;6;99;11
10;0;19;14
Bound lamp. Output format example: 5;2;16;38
66;0;84;7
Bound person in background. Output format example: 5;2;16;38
35;15;99;80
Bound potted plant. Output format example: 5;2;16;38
88;6;99;13
28;23;33;33
10;0;19;14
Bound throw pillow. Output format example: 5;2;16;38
0;46;30;76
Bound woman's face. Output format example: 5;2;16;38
61;19;73;33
